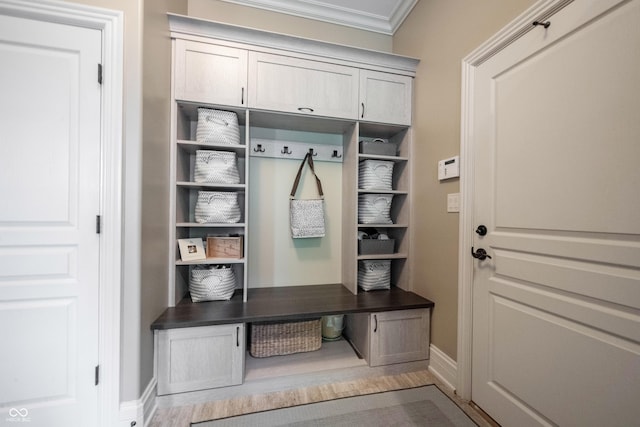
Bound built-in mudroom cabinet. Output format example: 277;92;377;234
152;14;434;401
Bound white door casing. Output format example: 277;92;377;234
459;0;640;426
0;1;123;426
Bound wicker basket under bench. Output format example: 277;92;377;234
250;318;322;358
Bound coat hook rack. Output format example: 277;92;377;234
250;139;343;163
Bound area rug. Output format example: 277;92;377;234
192;385;478;426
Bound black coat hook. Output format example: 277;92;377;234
309;148;318;156
281;146;292;155
533;20;550;29
332;150;342;158
253;144;265;153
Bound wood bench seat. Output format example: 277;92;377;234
151;284;434;330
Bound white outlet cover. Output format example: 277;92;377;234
447;193;460;213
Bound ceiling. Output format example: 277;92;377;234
220;0;418;35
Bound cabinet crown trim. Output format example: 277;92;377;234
168;13;419;75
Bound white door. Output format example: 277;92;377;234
0;12;102;426
471;0;640;426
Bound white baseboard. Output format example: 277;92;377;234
119;377;157;427
428;344;457;391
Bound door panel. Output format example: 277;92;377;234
493;0;640;235
0;13;101;426
471;0;640;425
488;291;639;427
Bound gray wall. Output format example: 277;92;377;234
393;0;538;360
141;0;188;398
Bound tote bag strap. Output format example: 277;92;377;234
290;151;324;198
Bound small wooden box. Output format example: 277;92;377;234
206;236;243;259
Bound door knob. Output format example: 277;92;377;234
475;225;487;236
471;247;492;260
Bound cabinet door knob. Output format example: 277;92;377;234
361;102;365;119
373;314;378;332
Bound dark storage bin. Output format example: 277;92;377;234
358;239;395;255
359;138;397;156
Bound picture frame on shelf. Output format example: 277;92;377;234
178;238;206;261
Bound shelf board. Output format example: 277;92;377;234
176;257;245;266
358;121;409;136
177;181;246;191
357;189;408;195
177;222;246;228
357;253;407;261
358;154;408;162
249;109;355;134
358;223;407;228
176;102;247;125
244;339;365;382
177;139;247;155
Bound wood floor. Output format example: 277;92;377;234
149;368;497;427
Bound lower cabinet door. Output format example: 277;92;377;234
156;323;245;395
369;309;430;367
345;309;430;367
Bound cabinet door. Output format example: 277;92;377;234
360;70;412;125
248;52;358;119
369;308;429;366
174;39;247;106
156;324;245;395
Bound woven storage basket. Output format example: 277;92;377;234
250;319;322;358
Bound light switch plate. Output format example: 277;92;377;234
447;193;460;213
438;155;460;180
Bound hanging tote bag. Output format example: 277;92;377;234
195;108;241;145
290;152;326;238
358;260;391;291
358;194;394;224
189;265;236;301
194;191;241;224
358;159;394;190
194;150;241;184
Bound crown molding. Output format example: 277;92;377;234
219;0;417;35
169;13;420;74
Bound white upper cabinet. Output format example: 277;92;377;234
248;52;359;119
359;70;412;126
174;39;248;106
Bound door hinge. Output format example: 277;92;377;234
98;63;103;85
95;365;100;386
96;215;101;234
